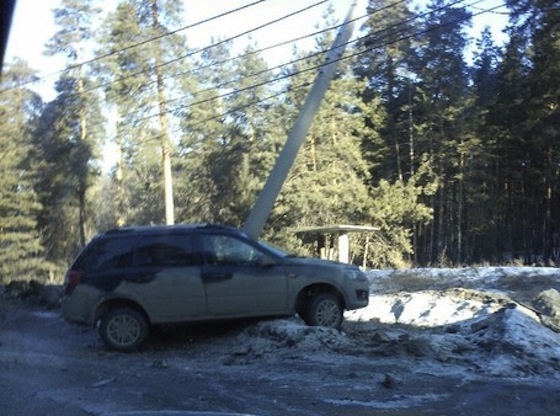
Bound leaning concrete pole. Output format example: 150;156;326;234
243;1;358;240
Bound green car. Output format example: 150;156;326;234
61;224;370;352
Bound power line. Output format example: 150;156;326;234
129;0;506;148
115;5;379;105
129;82;326;148
122;0;411;121
133;53;325;124
128;80;314;151
126;0;479;123
470;4;509;15
71;0;270;74
4;0;270;92
4;0;508;153
125;31;348;121
78;0;330;99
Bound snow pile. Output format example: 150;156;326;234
464;304;560;377
225;267;560;379
345;290;503;326
227;319;356;362
367;266;559;296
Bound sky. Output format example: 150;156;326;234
5;0;509;100
5;0;364;99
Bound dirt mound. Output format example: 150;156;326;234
2;281;62;309
532;288;560;332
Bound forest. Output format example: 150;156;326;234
0;0;559;283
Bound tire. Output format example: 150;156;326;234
304;293;343;329
98;307;149;352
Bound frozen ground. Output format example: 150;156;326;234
1;266;560;415
233;266;560;380
351;267;560;378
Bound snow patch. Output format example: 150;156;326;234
346;291;501;326
230;319;355;358
325;393;447;410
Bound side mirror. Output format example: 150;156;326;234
259;255;278;267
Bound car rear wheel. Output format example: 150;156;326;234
99;307;149;352
304;293;343;329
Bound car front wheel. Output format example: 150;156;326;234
98;307;149;352
304;293;343;329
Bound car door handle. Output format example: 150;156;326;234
131;274;154;283
203;272;232;282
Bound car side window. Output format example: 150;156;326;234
136;234;195;267
202;235;262;266
78;237;135;271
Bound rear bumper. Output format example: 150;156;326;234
60;285;101;326
60;296;90;325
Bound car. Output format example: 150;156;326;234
61;224;370;352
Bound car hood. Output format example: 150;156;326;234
283;255;354;270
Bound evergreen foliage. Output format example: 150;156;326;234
1;0;559;279
38;0;105;265
0;61;50;283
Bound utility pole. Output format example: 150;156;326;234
243;1;358;240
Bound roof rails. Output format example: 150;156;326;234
103;223;239;235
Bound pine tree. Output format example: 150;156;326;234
464;28;503;262
217;42;275;225
96;0;161;227
523;1;560;263
43;0;104;250
130;0;189;225
33;74;104;263
0;61;48;283
494;0;560;263
355;0;418;181
410;0;472;264
175;38;235;224
354;0;440;265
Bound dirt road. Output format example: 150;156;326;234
2;294;560;416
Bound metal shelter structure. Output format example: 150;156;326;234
296;225;378;264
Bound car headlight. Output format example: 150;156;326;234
344;269;365;280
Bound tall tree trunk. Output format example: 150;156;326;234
150;0;174;225
78;75;87;246
394;129;403;181
115;118;126;227
408;84;414;178
457;138;464;264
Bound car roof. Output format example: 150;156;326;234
102;223;244;237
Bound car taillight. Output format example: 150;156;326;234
64;270;81;295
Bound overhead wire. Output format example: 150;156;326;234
128;0;507;149
127;0;480;124
122;0;411;121
153;79;313;141
116;5;380;106
82;0;267;69
24;2;361;107
470;4;509;15
2;0;508;152
4;0;269;92
83;0;330;98
118;8;377;120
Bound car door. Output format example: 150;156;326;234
199;234;288;317
127;233;206;322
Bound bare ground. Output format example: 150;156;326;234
1;269;560;416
